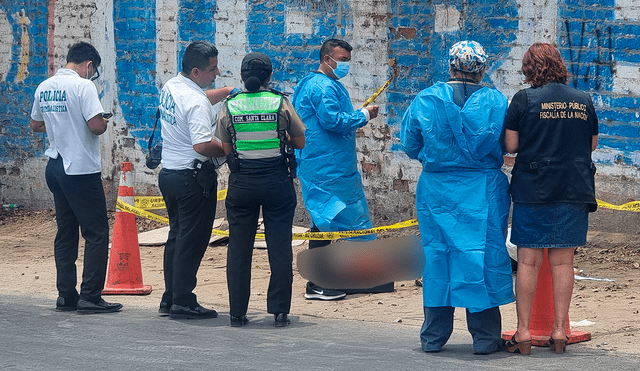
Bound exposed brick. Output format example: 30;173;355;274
397;27;416;39
1;0;640;213
361;162;382;176
392;178;409;191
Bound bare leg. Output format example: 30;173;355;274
514;247;544;342
547;247;577;340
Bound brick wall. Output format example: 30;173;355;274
1;0;639;221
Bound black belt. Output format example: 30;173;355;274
163;168;196;178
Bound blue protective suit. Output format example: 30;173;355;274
401;82;514;312
292;72;375;240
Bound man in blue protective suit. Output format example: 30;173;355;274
401;40;514;354
292;38;380;301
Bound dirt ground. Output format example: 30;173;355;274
0;204;639;357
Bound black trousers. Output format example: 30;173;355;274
306;225;330;288
45;156;109;303
308;225;331;249
158;168;217;308
225;168;296;316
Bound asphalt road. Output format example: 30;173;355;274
1;293;639;371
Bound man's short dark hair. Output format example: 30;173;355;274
182;41;219;74
319;38;352;61
66;42;101;68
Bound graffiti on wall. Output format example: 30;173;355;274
563;20;614;92
1;0;639;167
559;4;640;162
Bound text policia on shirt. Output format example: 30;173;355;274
39;90;69;113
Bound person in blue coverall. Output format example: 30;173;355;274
401;40;514;354
292;38;380;301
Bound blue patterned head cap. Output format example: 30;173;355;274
448;40;487;73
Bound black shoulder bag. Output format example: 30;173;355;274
146;108;162;169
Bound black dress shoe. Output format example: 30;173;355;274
158;301;171;317
230;315;249;327
274;313;290;327
55;296;78;312
76;298;123;314
169;304;218;319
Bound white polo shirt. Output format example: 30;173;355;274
159;74;215;170
30;69;105;175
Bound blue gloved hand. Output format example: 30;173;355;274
230;87;242;95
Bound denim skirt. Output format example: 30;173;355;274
510;202;589;248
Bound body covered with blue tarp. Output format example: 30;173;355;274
292;72;375;240
401;82;514;312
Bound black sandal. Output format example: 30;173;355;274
549;336;568;354
506;335;532;355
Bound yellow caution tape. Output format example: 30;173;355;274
116;198;230;237
134;189;228;210
134;196;166;210
597;199;640;212
117;198;168;223
294;219;419;240
116;198;417;241
216;189;228;201
119;193;639;242
359;58;399;109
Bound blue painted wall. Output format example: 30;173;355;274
0;2;49;163
1;0;639;206
558;0;640;164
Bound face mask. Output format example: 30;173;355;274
327;56;350;79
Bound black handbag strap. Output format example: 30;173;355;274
148;108;160;149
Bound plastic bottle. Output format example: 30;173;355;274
2;204;21;210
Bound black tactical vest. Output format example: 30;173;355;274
509;83;597;211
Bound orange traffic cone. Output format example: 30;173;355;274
503;249;590;346
102;162;152;295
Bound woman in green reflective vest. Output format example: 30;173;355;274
215;52;306;327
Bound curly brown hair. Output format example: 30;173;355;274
521;43;570;87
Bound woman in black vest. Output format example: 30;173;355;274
504;43;599;354
215;52;306;327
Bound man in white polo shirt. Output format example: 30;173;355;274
157;41;234;319
30;41;122;314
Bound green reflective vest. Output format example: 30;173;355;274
226;91;283;160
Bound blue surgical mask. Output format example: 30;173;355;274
328;56;350;79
